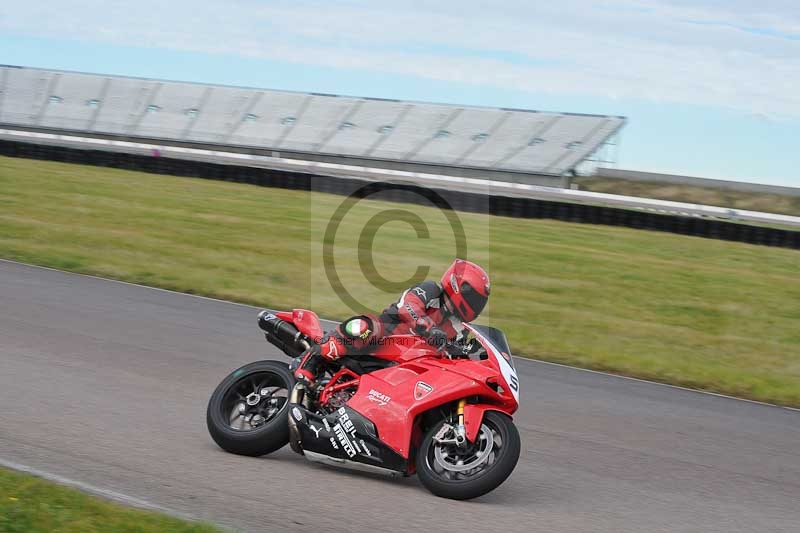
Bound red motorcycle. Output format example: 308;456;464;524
206;309;521;500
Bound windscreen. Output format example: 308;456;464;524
471;325;514;369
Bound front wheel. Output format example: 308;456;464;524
416;410;520;500
206;360;295;456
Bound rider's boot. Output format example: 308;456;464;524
294;344;323;385
293;333;348;385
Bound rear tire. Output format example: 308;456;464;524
416;410;520;500
206;360;295;456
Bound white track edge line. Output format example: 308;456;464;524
520;358;800;413
2;257;798;413
0;457;198;522
0;258;259;310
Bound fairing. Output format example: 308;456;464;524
345;359;500;458
289;404;408;473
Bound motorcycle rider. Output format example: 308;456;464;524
294;258;491;384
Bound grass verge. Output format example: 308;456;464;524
574;176;800;217
1;156;799;406
0;466;219;533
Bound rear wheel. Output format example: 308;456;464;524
416;410;520;500
206;360;295;456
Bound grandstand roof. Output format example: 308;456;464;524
0;65;625;177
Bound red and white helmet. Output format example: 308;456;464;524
440;259;490;322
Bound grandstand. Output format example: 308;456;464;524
0;65;625;186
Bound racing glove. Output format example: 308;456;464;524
414;318;448;353
426;327;449;353
413;316;436;336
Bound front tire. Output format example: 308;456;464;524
416;410;520;500
206;360;295;456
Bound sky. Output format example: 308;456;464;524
1;0;798;186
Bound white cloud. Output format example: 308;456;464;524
2;0;799;116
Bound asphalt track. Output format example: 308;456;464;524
1;260;799;532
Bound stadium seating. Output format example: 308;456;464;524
0;65;625;178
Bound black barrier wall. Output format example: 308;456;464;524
2;139;799;250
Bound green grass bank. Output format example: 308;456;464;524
0;467;219;532
1;156;798;405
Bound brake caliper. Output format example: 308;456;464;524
433;422;468;448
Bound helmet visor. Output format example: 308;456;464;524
459;281;488;320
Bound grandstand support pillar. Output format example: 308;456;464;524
561;170;575;189
602;132;620;169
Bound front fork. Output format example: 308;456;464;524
433;399;469;448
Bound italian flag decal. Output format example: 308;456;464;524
345;319;369;337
